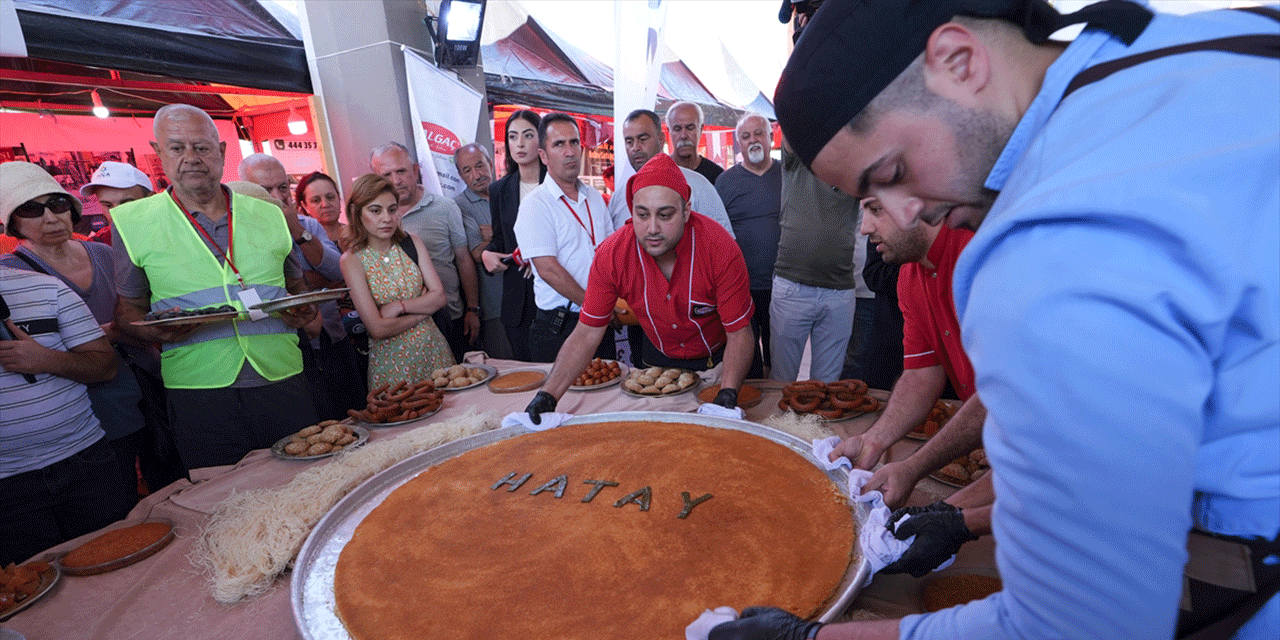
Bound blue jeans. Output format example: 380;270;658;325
769;275;857;382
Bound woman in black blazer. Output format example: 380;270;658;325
482;110;547;361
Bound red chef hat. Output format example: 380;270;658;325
625;153;690;213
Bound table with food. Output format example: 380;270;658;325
1;355;996;639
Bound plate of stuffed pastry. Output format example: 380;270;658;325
620;367;699;397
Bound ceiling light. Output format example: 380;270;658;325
288;106;307;135
91;89;109;118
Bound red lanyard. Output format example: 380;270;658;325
559;195;596;247
170;188;246;289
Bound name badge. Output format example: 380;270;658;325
236;288;270;321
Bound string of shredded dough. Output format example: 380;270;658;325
191;410;499;603
761;411;836;444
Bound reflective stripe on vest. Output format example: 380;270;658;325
112;189;302;388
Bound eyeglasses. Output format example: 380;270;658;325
12;194;77;219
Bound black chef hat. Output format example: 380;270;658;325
775;0;1152;167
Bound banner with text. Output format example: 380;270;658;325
403;49;484;198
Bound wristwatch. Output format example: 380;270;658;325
294;229;313;246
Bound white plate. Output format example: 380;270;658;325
439;364;497;392
250;288;350;313
272;425;370;460
0;562;58;622
355;403;442;427
567;361;628;392
619;368;699;398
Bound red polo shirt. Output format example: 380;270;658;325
898;224;976;400
581;212;754;360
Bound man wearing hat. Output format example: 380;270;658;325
78;160;154;245
710;1;1279;639
0;161;134;565
522;153;755;422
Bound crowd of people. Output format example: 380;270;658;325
0;0;1275;637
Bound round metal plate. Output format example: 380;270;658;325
290;412;871;639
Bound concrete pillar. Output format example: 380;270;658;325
297;0;492;194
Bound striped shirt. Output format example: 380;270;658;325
0;266;105;478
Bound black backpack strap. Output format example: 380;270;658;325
398;235;418;263
11;249;51;276
1063;7;1280;101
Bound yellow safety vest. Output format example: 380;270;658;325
113;188;302;389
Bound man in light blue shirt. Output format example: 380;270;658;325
710;2;1278;639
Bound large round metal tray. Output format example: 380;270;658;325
290;411;872;639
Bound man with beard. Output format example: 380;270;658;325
831;195;986;507
609;109;734;238
715;113;780;379
666;101;723;184
453;143;511;359
713;0;1279;638
522;153;754;424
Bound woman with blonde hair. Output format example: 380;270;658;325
339;174;453;389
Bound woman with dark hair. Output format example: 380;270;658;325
339;174;453;389
482;109;546;361
295;171;347;252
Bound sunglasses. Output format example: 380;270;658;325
12;194;77;219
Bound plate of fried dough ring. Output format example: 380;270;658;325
777;379;883;421
347;380;444;426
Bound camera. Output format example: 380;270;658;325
779;0;827;41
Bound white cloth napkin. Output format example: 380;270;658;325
500;411;573;432
812;436;954;574
696;363;722;387
696;403;744;420
686;606;739;640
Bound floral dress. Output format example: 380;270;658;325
357;243;454;389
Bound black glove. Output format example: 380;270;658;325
709;607;822;640
524;391;557;425
712;387;739;409
881;501;978;578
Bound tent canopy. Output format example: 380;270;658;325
480;2;771;127
12;0;309;93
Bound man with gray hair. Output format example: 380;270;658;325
714;113;780;379
238;153;338;282
111;104;319;470
370;141;479;362
610;108;734;238
665;101;723;185
452;142;512;359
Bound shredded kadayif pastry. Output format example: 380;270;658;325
761;410;837;444
191;410;499;603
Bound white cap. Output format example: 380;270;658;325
80;161;154;196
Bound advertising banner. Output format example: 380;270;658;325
403;49;484;198
612;0;668;189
